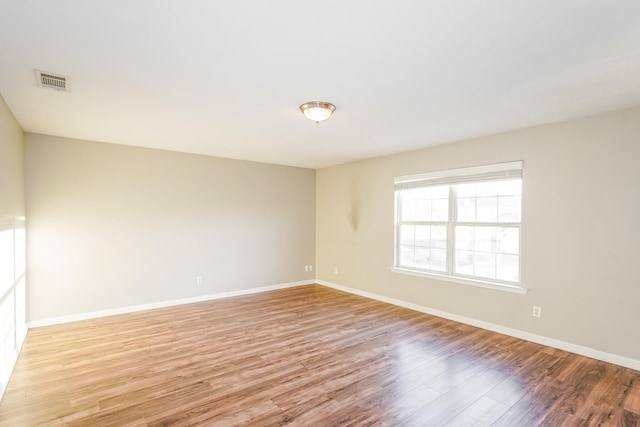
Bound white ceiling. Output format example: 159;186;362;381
1;1;640;169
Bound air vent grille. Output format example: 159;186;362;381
35;70;70;92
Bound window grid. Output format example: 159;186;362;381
395;178;521;287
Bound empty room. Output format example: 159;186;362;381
1;1;639;426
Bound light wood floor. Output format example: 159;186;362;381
1;285;639;426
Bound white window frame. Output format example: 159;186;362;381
391;161;527;294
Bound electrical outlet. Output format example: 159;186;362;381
196;276;203;285
309;265;313;272
533;306;541;318
333;267;338;275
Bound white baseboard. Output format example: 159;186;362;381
317;280;640;372
24;279;640;372
27;280;314;329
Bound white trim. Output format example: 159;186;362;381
27;280;314;328
316;280;640;372
390;267;528;294
22;279;640;373
395;160;523;184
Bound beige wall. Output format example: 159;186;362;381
316;107;640;361
0;95;26;396
25;134;316;321
14;105;640;366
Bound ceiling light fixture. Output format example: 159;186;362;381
300;101;336;123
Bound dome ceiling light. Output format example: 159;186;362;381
299;101;336;123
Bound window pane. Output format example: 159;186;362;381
475;227;497;252
456;182;476;198
400;225;415;245
430;249;447;272
498;196;521;222
415;247;430;269
431;198;449;221
474;252;496;279
477;197;498;222
455;250;474;275
498;227;519;254
400;185;449;222
415;225;430;247
401;199;416;221
424;185;449;199
498;179;521;196
497;254;519;282
455;226;474;250
400;246;415;267
403;185;448;200
416;199;432;221
431;226;447;249
456;198;475;222
476;182;499;197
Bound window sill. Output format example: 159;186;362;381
390;267;528;295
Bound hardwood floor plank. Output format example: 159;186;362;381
492;378;569;426
402;367;508;426
485;375;528;406
1;284;639;426
625;375;640;411
443;396;511;427
622;410;640;427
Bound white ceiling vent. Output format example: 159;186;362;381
35;70;71;93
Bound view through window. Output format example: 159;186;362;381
394;162;523;288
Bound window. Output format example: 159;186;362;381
394;161;523;291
